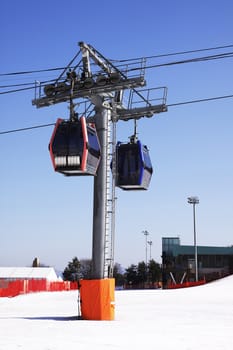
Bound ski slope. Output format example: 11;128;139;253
0;275;233;349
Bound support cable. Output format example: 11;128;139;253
1;93;233;135
1;43;233;77
1;51;233;95
112;44;233;62
0;123;55;135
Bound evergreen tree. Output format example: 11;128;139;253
148;259;161;283
124;260;162;288
137;261;147;284
63;257;82;281
113;263;125;286
124;264;138;286
79;259;92;279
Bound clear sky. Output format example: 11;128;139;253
1;0;233;271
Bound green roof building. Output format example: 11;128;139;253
162;237;233;287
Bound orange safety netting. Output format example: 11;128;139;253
0;279;78;297
168;280;206;289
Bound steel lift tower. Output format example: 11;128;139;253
32;42;167;320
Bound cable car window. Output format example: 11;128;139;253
116;143;141;185
68;122;83;155
52;124;68;154
143;146;153;170
87;126;100;155
128;144;140;182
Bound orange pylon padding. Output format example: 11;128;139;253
80;278;115;320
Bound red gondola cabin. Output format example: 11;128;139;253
49;116;101;176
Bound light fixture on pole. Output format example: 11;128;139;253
142;230;149;273
187;196;199;282
148;240;152;261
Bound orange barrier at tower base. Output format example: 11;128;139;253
79;278;115;320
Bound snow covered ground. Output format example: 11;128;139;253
1;275;233;350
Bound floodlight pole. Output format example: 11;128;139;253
142;230;149;277
148;240;152;261
187;196;199;282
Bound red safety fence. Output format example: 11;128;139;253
168;280;206;289
0;279;78;298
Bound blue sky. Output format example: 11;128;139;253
1;0;233;271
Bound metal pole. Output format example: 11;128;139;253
142;230;149;276
148;240;152;261
91;97;109;279
193;203;198;282
188;196;199;282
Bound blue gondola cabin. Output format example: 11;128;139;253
115;140;153;190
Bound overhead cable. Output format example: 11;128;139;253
112;44;233;62
1;93;233;135
0;67;69;77
167;93;233;107
0;123;55;135
1;44;233;80
121;52;233;74
1;51;233;96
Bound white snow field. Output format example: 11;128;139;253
0;275;233;350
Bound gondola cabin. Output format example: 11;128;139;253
115;140;153;190
49;116;101;176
